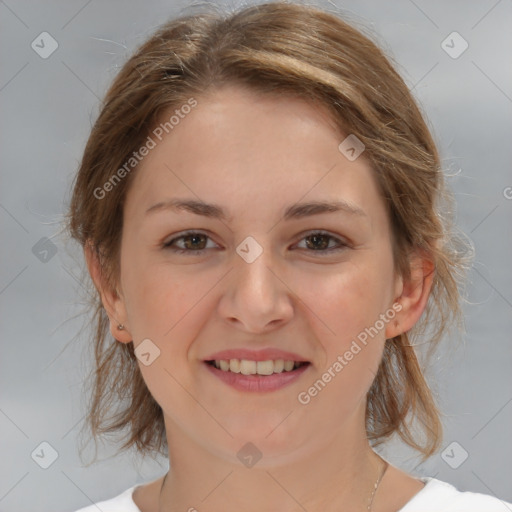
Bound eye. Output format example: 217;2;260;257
163;230;348;256
294;231;348;255
162;231;218;254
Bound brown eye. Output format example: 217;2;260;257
163;231;215;254
295;231;348;254
304;233;330;250
162;230;348;256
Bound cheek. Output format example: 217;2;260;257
121;264;215;413
124;268;202;341
123;250;394;349
292;267;391;420
293;258;393;379
121;260;228;396
120;237;199;337
301;260;391;334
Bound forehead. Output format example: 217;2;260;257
123;85;384;225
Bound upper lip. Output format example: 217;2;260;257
204;348;310;363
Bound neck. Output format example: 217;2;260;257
158;411;387;512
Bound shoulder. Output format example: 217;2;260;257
72;485;141;512
399;477;512;512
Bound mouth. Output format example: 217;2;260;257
205;359;311;375
203;358;311;392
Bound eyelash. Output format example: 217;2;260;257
162;230;349;256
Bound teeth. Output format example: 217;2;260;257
273;359;284;373
210;359;305;375
284;360;295;371
240;360;256;375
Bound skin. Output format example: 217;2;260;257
86;85;434;512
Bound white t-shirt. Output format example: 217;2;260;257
73;476;512;511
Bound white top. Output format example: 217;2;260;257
73;476;512;511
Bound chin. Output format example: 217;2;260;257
203;421;312;468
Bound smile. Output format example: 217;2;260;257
204;359;311;392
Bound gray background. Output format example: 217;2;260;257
1;0;511;511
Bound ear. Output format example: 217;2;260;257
84;241;132;344
385;249;435;339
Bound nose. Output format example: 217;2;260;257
217;241;294;333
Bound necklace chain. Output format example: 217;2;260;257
368;458;389;511
159;458;389;512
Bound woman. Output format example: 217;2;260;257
68;2;510;511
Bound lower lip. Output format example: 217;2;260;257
203;361;311;392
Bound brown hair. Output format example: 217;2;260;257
67;0;472;464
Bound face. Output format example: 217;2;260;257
100;85;408;466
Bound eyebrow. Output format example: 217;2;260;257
145;198;367;222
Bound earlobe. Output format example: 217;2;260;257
112;322;132;344
84;241;132;344
385;250;435;339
